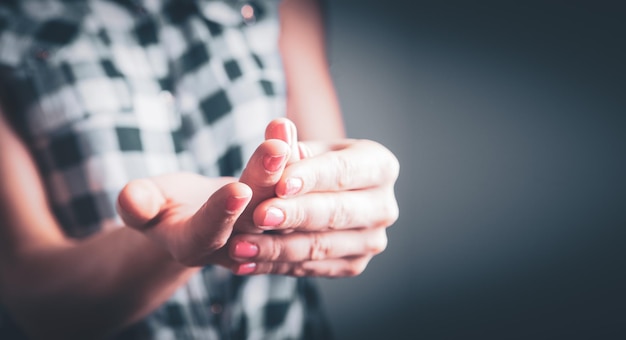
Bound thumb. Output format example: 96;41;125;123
117;179;167;229
187;182;253;243
180;182;252;266
118;178;253;267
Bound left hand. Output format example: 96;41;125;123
228;120;400;277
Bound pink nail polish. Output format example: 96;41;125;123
274;122;291;145
262;207;285;227
236;262;256;275
226;196;249;213
284;177;303;196
263;154;286;172
233;241;259;258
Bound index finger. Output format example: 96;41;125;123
265;118;301;164
275;139;400;197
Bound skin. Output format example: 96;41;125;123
0;0;399;338
230;135;399;277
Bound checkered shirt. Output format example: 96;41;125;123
0;0;331;339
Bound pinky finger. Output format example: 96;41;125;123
233;255;373;278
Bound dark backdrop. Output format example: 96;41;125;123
317;1;626;339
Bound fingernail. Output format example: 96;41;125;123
283;177;303;196
233;241;259;258
235;262;256;275
262;207;285;227
263;154;286;172
276;121;292;145
226;195;249;213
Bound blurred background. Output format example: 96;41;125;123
317;1;626;339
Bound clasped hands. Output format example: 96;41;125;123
117;118;399;277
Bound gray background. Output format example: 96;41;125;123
317;1;625;339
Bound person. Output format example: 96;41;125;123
0;0;399;338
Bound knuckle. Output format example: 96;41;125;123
381;196;400;227
254;262;271;275
344;260;368;277
267;262;281;275
291;264;311;277
371;199;398;229
223;214;239;227
367;230;388;255
309;233;332;261
327;197;350;229
292;202;308;229
330;153;353;190
270;238;285;261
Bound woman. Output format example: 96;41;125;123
0;0;399;338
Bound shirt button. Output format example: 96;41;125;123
210;303;223;314
34;48;50;61
240;3;256;24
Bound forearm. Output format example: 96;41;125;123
1;226;197;339
0;109;197;339
280;0;346;141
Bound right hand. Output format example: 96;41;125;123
116;121;295;268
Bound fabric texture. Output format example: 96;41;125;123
0;0;332;338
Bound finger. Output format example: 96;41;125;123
298;142;313;159
261;118;300;235
235;139;290;232
119;179;252;266
264;120;303;234
175;182;253;266
239;139;291;187
232;255;373;277
265;118;301;163
119;173;237;218
252;187;398;231
228;227;387;263
275;139;400;197
117;178;167;229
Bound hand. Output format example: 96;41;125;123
233;118;301;234
115;136;292;268
228;120;400;277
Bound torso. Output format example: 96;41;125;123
0;1;325;338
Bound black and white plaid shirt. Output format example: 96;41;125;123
0;0;330;338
